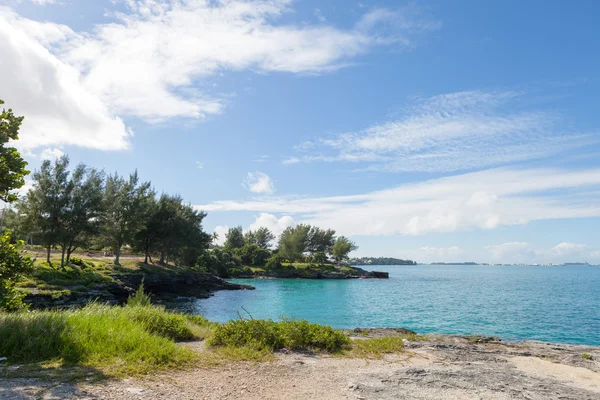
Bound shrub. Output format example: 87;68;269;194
124;305;200;341
582;353;593;360
69;256;86;268
0;233;34;311
313;252;328;264
127;281;152;307
265;254;283;271
207;319;350;353
0;304;197;375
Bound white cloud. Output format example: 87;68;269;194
486;242;533;261
198;166;600;237
29;0;58;4
244;172;275;195
484;241;598;264
549;242;588;258
195;161;204;169
39;147;64;161
0;9;130;152
248;213;296;237
420;246;463;260
286;90;596;172
213;225;229;246
0;2;437;152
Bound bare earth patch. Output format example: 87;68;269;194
2;335;599;400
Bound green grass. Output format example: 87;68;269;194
342;336;405;359
198;345;275;366
207;318;350;353
582;353;593;360
0;303;210;376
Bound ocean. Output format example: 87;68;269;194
189;264;600;345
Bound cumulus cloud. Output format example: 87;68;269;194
244;172;275;195
0;9;130;152
549;242;588;259
248;213;296;237
484;241;598;264
0;2;438;153
39;148;64;161
285;90;596;172
213;225;229;246
198;166;600;237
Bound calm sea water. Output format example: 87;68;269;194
190;265;600;345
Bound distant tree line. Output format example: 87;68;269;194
201;224;359;276
349;257;416;266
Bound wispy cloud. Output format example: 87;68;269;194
0;2;439;153
199;166;600;236
285;90;596;172
243;171;276;195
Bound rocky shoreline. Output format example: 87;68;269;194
24;269;254;309
3;330;598;399
232;265;389;280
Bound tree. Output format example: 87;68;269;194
0;232;34;311
236;243;271;266
0;99;29;203
277;224;311;262
307;227;336;255
59;164;104;265
132;195;160;264
21;157;71;264
331;236;358;264
143;194;210;266
244;227;275;249
224;226;245;250
100;171;153;265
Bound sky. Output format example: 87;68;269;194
1;0;599;264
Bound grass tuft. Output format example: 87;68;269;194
582;353;593;360
0;303;209;377
207;318;350;353
342;336;405;359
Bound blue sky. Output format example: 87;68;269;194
1;0;599;264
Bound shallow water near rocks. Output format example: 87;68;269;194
188;265;600;345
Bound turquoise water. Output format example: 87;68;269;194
190;265;600;345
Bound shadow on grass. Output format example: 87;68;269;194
0;312;111;385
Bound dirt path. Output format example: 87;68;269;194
2;336;599;400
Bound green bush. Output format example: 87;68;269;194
127;281;152;307
69;256;87;268
265;254;283;271
207;319;350;353
0;233;34;311
0;304;197;375
124;305;200;341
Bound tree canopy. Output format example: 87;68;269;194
331;236;359;264
0;99;29;203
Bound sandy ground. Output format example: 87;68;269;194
2;335;599;400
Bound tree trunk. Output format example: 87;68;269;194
46;245;51;264
60;245;66;270
159;251;165;265
115;245;121;266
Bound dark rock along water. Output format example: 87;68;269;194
190;265;600;345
